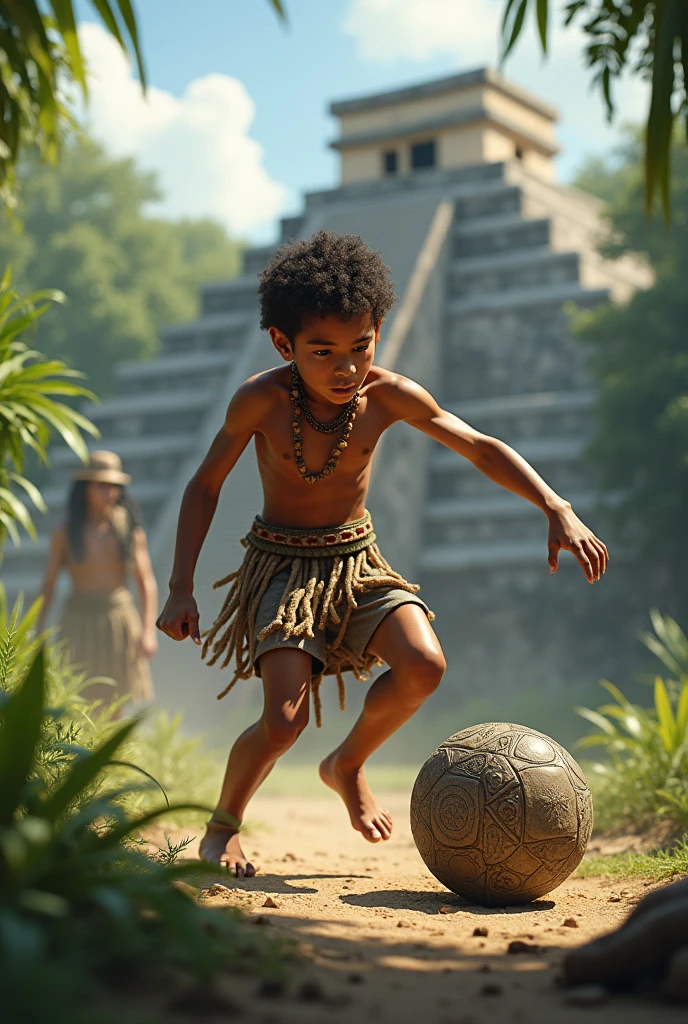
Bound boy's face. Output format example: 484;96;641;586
269;313;380;405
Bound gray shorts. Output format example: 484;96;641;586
253;566;432;678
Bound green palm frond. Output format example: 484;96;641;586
500;0;688;223
0;268;99;546
0;0;146;197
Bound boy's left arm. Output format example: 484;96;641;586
384;377;608;583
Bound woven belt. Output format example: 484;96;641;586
247;510;376;558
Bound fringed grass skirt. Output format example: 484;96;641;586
201;511;433;726
61;586;154;707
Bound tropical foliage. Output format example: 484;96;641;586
577;610;688;829
572;130;688;572
0;137;244;395
0;1;144;206
0;0;287;208
501;1;688;221
0;269;98;547
0;644;281;1023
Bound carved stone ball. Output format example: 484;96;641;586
410;722;593;906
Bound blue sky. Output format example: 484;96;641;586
127;0;465;207
75;0;647;241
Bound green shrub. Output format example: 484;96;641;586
2;585;223;827
577;610;688;831
0;645;282;1023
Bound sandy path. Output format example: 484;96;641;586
173;791;684;1023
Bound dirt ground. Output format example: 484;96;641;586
152;789;687;1024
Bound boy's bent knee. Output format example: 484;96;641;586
398;646;446;698
261;710;308;754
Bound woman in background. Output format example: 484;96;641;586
38;450;158;709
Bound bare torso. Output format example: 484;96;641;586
253;364;396;527
59;522;128;593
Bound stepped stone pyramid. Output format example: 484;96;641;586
6;68;663;726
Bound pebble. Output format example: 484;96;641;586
562;917;578;928
439;904;459;914
203;883;230;897
563;985;610;1007
253;915;271;926
347;973;364;985
507;940;541;954
473;926;489;937
608;892;622;902
480;983;503;997
262;896;280;909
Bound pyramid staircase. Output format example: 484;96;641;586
2;159;653;721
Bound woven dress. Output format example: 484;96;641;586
60;585;154;707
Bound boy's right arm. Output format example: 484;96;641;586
156;378;269;644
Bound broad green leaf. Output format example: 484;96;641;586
501;0;529;62
536;0;548;53
0;646;45;824
575;705;617;735
599;678;635;710
645;0;682;222
267;0;287;19
654;676;677;753
0;509;22;546
7;471;46;513
676;681;688;739
49;1;85;89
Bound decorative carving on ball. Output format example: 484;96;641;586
410;723;593;906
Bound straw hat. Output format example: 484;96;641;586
72;450;131;486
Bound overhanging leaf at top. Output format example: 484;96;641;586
499;0;688;224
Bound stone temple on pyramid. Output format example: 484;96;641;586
5;67;663;728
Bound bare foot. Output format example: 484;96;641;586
319;752;393;843
199;821;256;877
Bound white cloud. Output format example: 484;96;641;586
78;23;287;238
343;0;649;175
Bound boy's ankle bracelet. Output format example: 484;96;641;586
206;815;240;831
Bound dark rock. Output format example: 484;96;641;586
507;939;541;954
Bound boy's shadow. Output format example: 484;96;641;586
340;889;556;915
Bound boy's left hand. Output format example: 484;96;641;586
547;505;608;583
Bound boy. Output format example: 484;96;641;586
157;230;608;877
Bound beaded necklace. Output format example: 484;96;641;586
290;361;359;484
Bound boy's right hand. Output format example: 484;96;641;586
156;590;202;645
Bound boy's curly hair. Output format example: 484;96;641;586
258;229;397;340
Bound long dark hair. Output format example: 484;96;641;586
66;481;143;564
